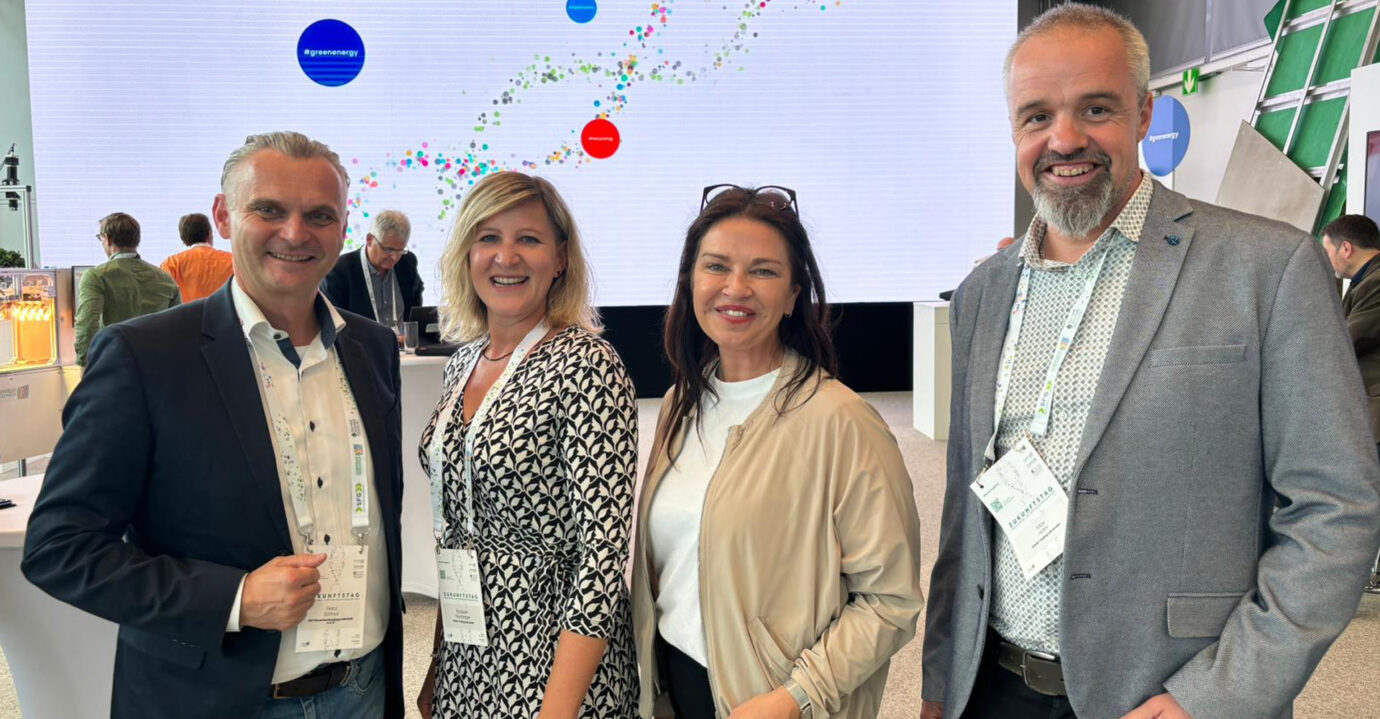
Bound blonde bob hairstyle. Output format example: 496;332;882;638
438;171;601;343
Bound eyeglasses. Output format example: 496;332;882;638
700;184;799;213
370;239;409;256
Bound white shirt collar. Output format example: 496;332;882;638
230;279;346;347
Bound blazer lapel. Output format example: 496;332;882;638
968;247;1025;473
335;328;398;532
199;285;294;550
1072;184;1196;478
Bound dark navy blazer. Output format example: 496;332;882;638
22;282;406;719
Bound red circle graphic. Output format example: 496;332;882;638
580;118;621;159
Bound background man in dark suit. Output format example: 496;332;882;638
322;209;425;333
22;131;406;719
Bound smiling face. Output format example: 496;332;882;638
1008;25;1152;240
213;149;347;314
467;199;567;329
691;217;801;375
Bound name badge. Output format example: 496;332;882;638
437;547;489;646
296;546;367;653
970;437;1068;579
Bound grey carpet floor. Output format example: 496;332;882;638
2;393;1376;717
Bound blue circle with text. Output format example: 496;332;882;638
567;0;598;23
298;20;365;87
1142;96;1191;176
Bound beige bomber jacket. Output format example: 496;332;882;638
631;353;925;718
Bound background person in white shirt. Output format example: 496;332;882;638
23;131;407;719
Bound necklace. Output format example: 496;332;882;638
482;346;515;362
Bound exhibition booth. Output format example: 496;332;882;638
6;0;1380;716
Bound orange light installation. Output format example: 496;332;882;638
3;300;55;367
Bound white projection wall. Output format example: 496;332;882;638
25;0;1015;306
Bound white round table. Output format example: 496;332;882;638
0;473;117;719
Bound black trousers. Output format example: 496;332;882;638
656;634;717;719
960;633;1078;719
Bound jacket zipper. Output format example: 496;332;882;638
697;421;743;717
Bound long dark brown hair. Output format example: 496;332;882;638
657;187;838;455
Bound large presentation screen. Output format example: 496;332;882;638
26;1;1016;306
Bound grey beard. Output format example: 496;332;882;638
1032;171;1118;240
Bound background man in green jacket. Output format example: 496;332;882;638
74;212;181;365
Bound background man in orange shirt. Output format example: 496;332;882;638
161;212;234;302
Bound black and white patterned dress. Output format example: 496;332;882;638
419;326;638;719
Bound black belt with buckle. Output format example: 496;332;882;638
993;633;1067;697
270;660;352;699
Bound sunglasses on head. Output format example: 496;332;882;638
700;184;799;213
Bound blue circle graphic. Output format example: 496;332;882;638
1142;96;1191;176
298;19;365;87
567;0;598;23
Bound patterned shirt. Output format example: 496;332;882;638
989;173;1153;653
227;283;390;684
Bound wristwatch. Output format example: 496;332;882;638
784;677;813;719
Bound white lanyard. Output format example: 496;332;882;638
247;338;371;546
427;321;550;543
984;246;1110;464
360;247;401;328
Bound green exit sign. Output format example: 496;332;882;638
1183;67;1200;95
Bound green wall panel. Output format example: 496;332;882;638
1317;10;1376;83
1253;97;1345;168
1258;1;1372;232
1292;96;1346;167
1257;107;1296;150
1319;172;1348;231
1269;0;1338;39
1291;0;1338;19
1266;24;1324;95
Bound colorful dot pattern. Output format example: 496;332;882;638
345;0;846;238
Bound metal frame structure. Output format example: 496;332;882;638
1249;0;1380;186
3;185;40;269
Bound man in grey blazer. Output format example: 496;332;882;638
921;6;1380;719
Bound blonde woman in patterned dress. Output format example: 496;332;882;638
417;171;638;719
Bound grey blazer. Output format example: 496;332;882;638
921;182;1380;719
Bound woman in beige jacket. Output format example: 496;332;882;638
631;185;924;719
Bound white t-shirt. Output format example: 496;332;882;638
649;368;779;665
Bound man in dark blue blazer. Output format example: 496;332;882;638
22;132;406;719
